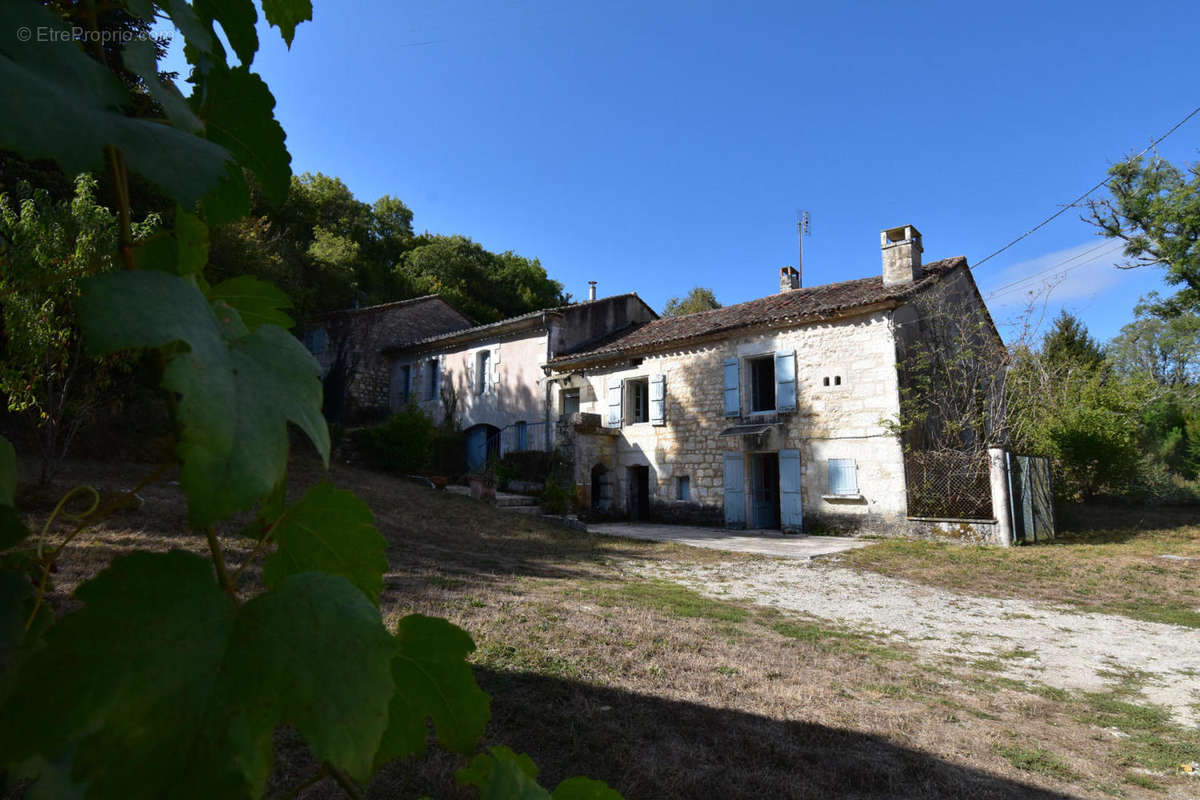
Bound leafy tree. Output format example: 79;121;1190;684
1041;310;1105;371
663;286;721;316
0;174;159;483
1087;154;1200;314
1107;293;1200;387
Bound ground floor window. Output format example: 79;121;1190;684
676;475;690;501
828;458;858;495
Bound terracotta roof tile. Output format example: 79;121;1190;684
551;257;966;365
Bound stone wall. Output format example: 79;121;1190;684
551;311;911;531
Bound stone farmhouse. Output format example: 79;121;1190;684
381;291;657;471
311;225;1005;538
302;295;472;421
545;226;1000;535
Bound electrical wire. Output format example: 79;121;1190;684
971;103;1200;271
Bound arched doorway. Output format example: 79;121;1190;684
465;424;500;472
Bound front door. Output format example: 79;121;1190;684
628;465;650;521
750;453;781;529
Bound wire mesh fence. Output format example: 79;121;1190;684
904;450;993;520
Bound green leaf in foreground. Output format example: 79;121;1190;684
226;571;397;784
0;1;233;207
0;553;395;797
261;0;313;47
78;271;328;525
196;66;291;204
375;615;491;767
208;275;295;332
458;747;548;800
262;482;387;604
551;777;624;800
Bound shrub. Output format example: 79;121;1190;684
353;404;435;473
541;478;572;515
428;429;467;477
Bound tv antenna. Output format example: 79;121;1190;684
796;210;811;285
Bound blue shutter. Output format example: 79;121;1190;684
649;374;666;425
775;350;796;412
828;459;858;495
723;452;745;528
515;421;527;451
723;358;739;417
780;449;804;532
606;380;623;427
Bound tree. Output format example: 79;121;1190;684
1107;293;1200;387
663;287;721;316
1042;310;1105;371
1087;154;1200;314
0;174;159;483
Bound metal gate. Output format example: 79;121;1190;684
1007;454;1055;543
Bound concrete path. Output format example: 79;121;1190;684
587;522;869;559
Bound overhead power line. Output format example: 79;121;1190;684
983;240;1122;302
972;103;1200;272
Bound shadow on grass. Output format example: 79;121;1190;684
1055;502;1200;539
358;668;1080;800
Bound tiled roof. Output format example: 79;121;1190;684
306;295;473;349
388;292;648;352
551;257;966;365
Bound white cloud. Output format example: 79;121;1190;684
980;240;1129;311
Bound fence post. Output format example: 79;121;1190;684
988;447;1014;547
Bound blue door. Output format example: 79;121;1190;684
466;426;488;472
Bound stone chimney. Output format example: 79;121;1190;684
587;281;597;301
881;225;923;287
779;266;800;293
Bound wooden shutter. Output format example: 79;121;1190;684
723;452;746;528
649;374;666;425
780;449;804;532
828;458;858;495
606;379;623;427
775;350;796;412
723;357;739;417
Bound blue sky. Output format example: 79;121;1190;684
163;0;1200;344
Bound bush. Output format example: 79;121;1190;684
353;405;435;473
428;429;467;477
498;450;556;484
540;478;572;515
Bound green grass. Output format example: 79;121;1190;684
1076;692;1200;773
761;614;912;661
994;745;1079;782
586;579;750;622
1124;772;1166;792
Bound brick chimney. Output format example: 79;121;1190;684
779;266;800;293
881;225;923;287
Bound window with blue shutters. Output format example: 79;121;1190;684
828;458;859;496
775;350;796;412
723;358;739;417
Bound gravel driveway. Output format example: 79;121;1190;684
627;556;1200;726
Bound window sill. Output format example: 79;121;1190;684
822;493;865;502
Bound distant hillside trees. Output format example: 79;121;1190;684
206;172;565;321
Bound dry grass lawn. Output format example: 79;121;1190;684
18;458;1200;799
836;504;1200;629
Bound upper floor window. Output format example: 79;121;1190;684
561;388;580;416
724;351;796;417
425;359;439;401
625;377;649;424
476;350;490;394
749;356;775;412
